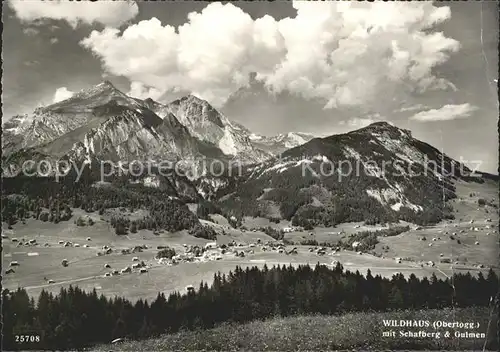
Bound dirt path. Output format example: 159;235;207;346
22;275;101;291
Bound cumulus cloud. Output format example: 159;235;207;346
81;1;460;109
127;81;164;101
410;103;478;122
8;0;139;28
339;113;385;128
22;27;40;36
396;104;429;113
53;87;75;103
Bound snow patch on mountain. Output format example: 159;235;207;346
196;176;230;199
218;127;238;155
343;146;362;160
249;133;263;141
366;188;422;212
283;132;311;148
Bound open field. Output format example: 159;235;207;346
247;178;499;269
375;179;499;268
2;221;494;303
2;178;498;301
91;307;497;351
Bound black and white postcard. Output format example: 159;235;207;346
2;1;499;351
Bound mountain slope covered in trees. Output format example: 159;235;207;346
209;122;487;227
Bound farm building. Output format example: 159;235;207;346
204;242;217;250
132;246;144;253
121;266;132;274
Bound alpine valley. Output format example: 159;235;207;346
2;80;498;308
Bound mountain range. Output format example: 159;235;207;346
2;80;496;229
198;121;491;227
2;81;315;178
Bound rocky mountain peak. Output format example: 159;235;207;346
352;121;412;139
43;80;137;113
168;94;225;129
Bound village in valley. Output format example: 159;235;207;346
3;175;498;303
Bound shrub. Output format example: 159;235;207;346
260;226;284;240
115;224;128;236
130;222;138;233
269;217;280;224
39;212;49;222
196;201;222;220
156;247;176;259
190;224;217;240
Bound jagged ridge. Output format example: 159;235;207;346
2;81;315;179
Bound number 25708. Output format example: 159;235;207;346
15;335;41;343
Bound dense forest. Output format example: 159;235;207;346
3;264;498;351
1;171;218;239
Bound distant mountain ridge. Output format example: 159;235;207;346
2;81;497;238
250;132;316;155
2;81;315;177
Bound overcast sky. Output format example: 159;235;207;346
2;1;498;173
